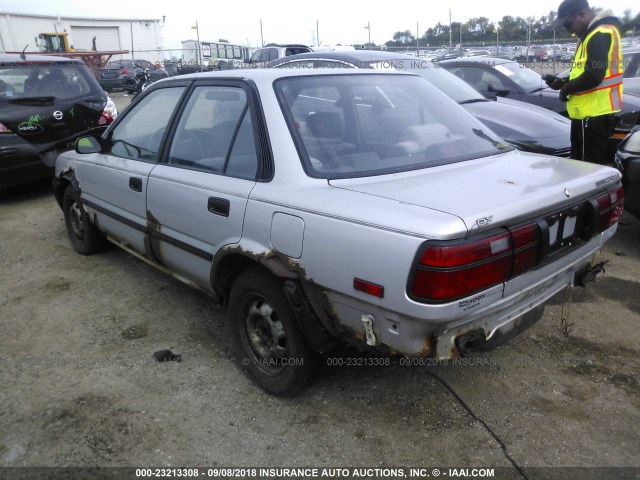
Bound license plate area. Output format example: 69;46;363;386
538;204;588;260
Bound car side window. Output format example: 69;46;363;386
457;66;493;92
168;85;258;179
108;87;185;162
257;49;268;63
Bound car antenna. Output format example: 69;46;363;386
21;45;29;61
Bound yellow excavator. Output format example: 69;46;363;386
36;32;78;53
8;31;129;74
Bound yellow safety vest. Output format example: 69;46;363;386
568;24;623;119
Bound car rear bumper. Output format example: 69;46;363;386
98;78;129;91
322;225;616;358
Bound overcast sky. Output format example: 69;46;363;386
2;0;637;49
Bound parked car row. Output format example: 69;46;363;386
97;59;169;93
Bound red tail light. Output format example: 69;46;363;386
410;231;523;302
97;113;112;125
595;185;624;231
511;224;540;275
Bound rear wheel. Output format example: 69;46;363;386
228;268;318;397
62;186;107;255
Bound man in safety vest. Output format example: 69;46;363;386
545;0;624;164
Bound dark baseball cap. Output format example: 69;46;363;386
555;0;589;29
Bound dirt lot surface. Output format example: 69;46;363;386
1;93;639;479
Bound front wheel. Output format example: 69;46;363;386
62;186;107;255
228;268;318;397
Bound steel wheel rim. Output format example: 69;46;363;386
69;201;85;240
241;294;288;376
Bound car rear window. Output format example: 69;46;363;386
276;74;511;178
0;63;94;100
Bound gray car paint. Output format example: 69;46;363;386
55;69;622;359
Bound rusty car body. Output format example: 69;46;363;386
53;69;623;396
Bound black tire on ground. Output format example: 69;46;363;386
228;267;318;397
62;186;108;255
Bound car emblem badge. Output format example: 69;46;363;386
564;188;571;198
475;216;493;227
53;111;63;120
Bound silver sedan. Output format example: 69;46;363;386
54;68;623;396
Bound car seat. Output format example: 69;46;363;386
33;69;69;97
461;68;486;91
306;112;345;140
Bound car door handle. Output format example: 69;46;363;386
129;177;143;192
208;197;230;217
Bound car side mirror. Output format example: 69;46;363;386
75;135;103;154
488;83;510;97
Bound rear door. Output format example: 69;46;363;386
146;81;263;289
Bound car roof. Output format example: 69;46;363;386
271;50;423;65
173;67;417;82
439;56;512;65
0;53;85;65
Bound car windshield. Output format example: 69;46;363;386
276;74;511;178
494;62;546;92
0;63;92;100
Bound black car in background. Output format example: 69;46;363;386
271;50;573;157
615;126;640;218
439;56;640;160
97;59;168;92
0;54;117;190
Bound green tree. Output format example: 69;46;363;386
381;6;637;46
496;16;523;42
424;22;451;45
464;17;492;42
392;30;416;44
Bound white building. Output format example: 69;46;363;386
0;11;163;63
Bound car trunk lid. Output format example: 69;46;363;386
328;151;621;233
